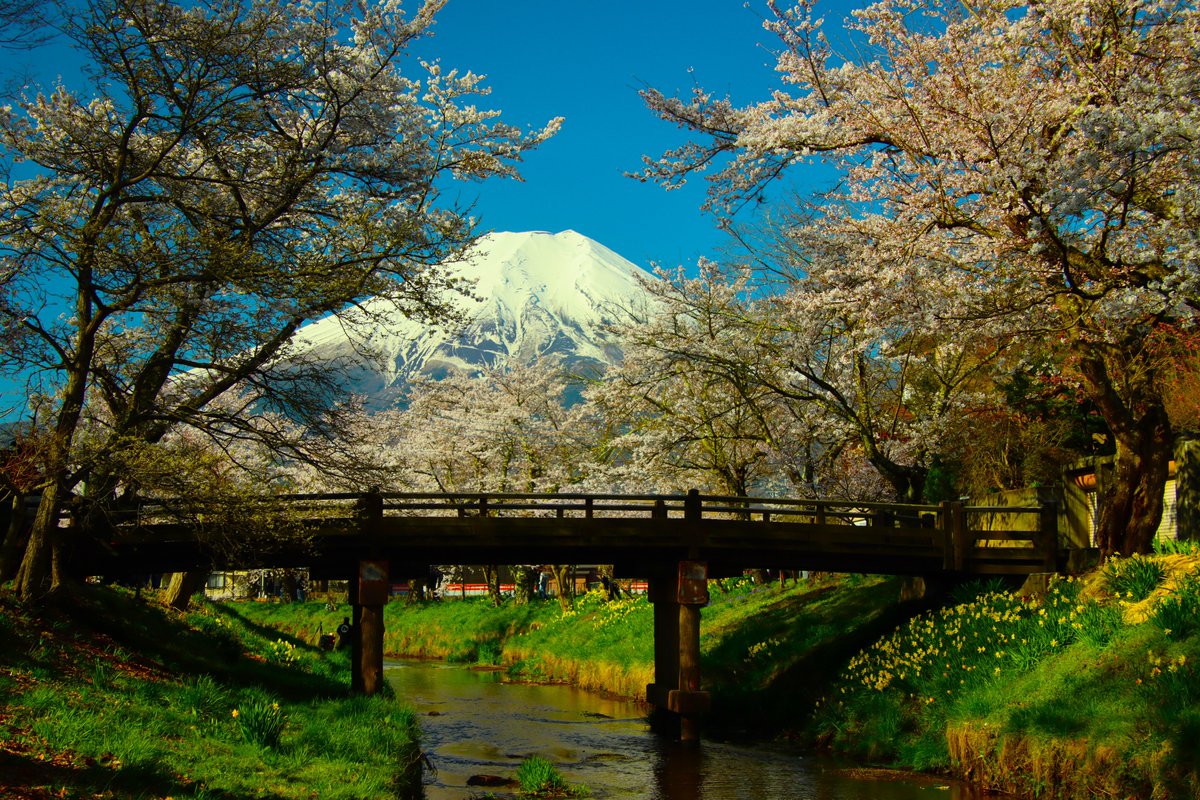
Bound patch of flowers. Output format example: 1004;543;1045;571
835;577;1094;703
1142;650;1197;705
746;636;783;663
266;638;299;665
232;693;287;748
1102;553;1166;601
1150;573;1200;641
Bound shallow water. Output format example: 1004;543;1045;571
385;661;1004;800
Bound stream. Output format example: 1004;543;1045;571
385;660;1007;800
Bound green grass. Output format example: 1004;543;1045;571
230;561;1200;798
514;755;588;797
0;585;424;800
236;573;906;727
810;557;1200;799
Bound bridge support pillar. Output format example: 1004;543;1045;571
646;561;710;743
352;560;389;696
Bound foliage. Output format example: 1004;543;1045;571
265;638;300;665
516;756;588;798
1150;574;1200;641
231;692;286;748
0;585;424;799
0;0;559;599
812;559;1200;796
588;267;796;497
1102;554;1166;601
640;0;1198;552
1155;538;1200;557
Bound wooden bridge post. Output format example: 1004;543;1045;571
348;577;363;694
647;571;681;738
646;499;678;735
951;501;968;572
353;491;387;697
646;494;711;743
673;560;710;744
940;501;953;572
1040;501;1059;572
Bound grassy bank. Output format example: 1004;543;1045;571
239;558;1200;799
810;555;1200;799
0;585;424;800
237;573;908;725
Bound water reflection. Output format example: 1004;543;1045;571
385;661;1009;800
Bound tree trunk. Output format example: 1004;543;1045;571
552;564;574;613
0;493;29;584
512;565;534;605
404;576;425;605
17;483;68;601
1079;352;1174;556
483;564;502;607
280;570;297;603
163;570;207;611
1176;436;1200;542
1094;415;1173;555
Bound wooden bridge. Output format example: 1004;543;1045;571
75;489;1092;741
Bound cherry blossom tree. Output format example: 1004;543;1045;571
603;249;997;502
640;0;1198;554
589;265;798;497
396;363;584;494
0;0;50;49
0;0;559;600
334;363;590;607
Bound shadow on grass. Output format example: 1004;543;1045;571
45;584;348;701
0;748;291;800
703;578;945;736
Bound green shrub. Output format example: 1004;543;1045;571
232;693;287;748
1151;575;1200;641
516;755;586;797
947;577;1010;606
1073;600;1123;648
1154;538;1200;556
1103;554;1166;601
174;674;230;720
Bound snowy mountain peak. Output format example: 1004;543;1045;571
294;230;654;407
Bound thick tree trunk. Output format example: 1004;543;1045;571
0;494;29;584
1094;414;1173;555
163;570;207;610
17;484;68;601
1079;352;1173;556
512;565;534;605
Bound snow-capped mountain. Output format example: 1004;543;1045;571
292;230;654;407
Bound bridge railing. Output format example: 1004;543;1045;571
379;492;680;519
370;492;951;525
101;490;1066;575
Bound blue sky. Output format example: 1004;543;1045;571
0;0;860;419
6;0;858;271
403;0;856;271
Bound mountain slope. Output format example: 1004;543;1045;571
292;230;653;407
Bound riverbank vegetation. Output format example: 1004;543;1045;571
235;573;906;712
240;554;1200;799
0;585;424;800
811;552;1200;799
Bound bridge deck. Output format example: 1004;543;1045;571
77;490;1080;579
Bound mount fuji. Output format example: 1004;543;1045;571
292;230;655;407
